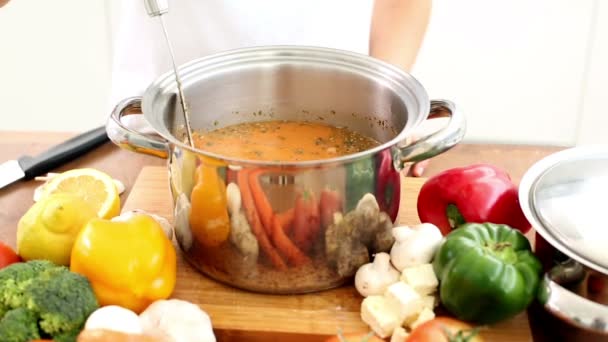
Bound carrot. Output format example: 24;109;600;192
237;169;287;270
247;170;305;264
276;207;295;234
248;169;274;235
293;190;321;253
272;213;311;266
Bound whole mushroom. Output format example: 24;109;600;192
389;223;443;271
354;252;400;297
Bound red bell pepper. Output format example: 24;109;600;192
376;149;401;222
417;164;531;235
319;188;343;230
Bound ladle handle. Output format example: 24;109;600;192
144;0;169;17
105;97;169;159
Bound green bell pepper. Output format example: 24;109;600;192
433;222;542;324
345;157;375;212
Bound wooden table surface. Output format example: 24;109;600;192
0;131;590;341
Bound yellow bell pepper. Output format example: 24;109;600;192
70;213;177;313
189;161;230;247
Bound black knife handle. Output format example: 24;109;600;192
18;126;109;180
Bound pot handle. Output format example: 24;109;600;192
393;99;466;170
106;97;170;159
538;273;608;333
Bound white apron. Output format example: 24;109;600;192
108;0;375;111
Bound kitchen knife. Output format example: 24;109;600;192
0;126;109;189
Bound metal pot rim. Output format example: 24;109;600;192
140;45;431;167
519;145;608;275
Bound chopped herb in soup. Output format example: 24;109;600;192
193;120;380;161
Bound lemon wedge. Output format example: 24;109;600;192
42;168;121;219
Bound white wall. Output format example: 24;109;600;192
0;0;606;146
577;0;608;145
412;0;597;146
0;0;111;132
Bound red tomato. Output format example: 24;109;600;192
324;332;385;342
407;317;483;342
0;241;21;269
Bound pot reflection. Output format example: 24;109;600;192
169;149;402;294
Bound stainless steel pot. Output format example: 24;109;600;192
106;46;466;294
519;147;608;337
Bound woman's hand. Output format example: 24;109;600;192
410;160;429;177
0;0;10;8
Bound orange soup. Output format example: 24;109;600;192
193;120;380;162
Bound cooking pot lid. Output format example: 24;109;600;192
519;146;608;275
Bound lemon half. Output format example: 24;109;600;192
42;168;120;219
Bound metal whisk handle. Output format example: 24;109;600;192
144;0;169;17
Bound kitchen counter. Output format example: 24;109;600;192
0;131;584;341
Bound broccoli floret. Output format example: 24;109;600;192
0;260;99;342
53;324;85;342
0;260;57;313
25;266;98;337
0;307;41;342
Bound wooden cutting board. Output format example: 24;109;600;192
123;166;533;341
